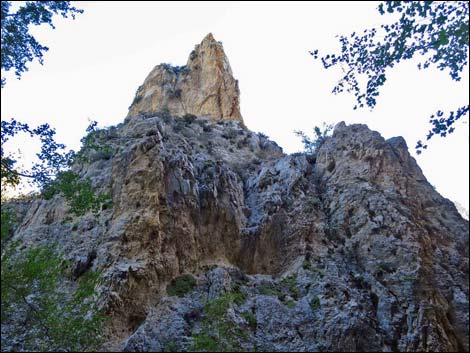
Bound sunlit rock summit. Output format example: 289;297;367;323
3;34;468;352
127;33;243;122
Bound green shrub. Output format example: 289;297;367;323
191;331;219;352
190;291;250;352
164;341;179;352
294;123;333;154
310;296;321;310
61;216;73;224
231;283;247;303
311;267;326;278
280;276;296;288
302;260;312;270
167;274;197;297
258;282;283;300
285;300;296;309
290;286;300;300
1;244;106;351
74;122;115;163
204;292;246;319
280;275;300;300
241;312;257;329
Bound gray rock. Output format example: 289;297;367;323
4;82;468;352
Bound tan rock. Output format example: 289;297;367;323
127;33;243;123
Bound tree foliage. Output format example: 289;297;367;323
1;4;108;350
1;244;105;351
1;1;83;86
1;1;83;191
166;274;197;297
191;291;248;352
1;118;74;188
0;208;15;242
1;118;112;220
42;170;111;217
312;1;469;152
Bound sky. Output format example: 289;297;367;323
1;1;469;210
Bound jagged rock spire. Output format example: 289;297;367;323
127;33;243;122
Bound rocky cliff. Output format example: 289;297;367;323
127;33;243;122
3;35;469;352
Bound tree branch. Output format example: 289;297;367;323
1;159;53;179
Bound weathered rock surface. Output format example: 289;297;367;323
8;116;469;352
127;33;243;123
3;34;468;352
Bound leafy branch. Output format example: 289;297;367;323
1;1;83;86
311;1;469;152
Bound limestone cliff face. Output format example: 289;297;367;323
127;33;243;123
3;35;469;352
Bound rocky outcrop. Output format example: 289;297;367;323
127;33;243;123
8;116;469;352
3;34;468;352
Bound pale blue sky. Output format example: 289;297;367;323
2;1;469;209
